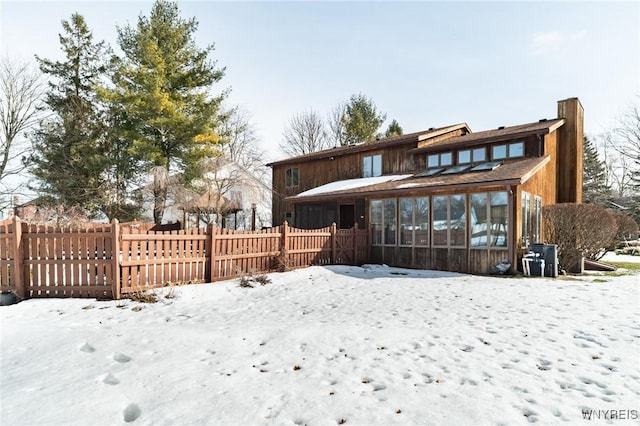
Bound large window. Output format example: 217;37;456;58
533;196;542;243
285;167;299;187
492;141;524;160
427;152;453;168
384;199;397;245
371;200;383;244
399;198;413;245
458;147;486;164
470;192;508;247
363;154;382;177
371;199;396;245
399;197;429;246
521;192;531;247
433;194;466;247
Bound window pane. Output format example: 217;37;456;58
470;193;488;247
450;194;466;246
363;156;372;178
370;200;383;245
441;152;453;166
458;150;471;164
428;155;439;168
383;199;397;245
415;197;429;246
521;192;530;247
533;196;542;243
399;198;414;245
292;167;298;186
509;142;524;158
490;191;508;247
492;145;507;160
433;195;448;246
285;168;291;186
372;154;382;177
472;148;486;162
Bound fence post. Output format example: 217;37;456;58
282;221;289;267
209;224;217;280
111;219;121;300
353;222;358;265
12;216;25;299
331;222;337;264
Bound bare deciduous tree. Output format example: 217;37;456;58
219;106;267;179
613;100;640;190
280;109;329;157
0;57;44;210
327;102;347;147
592;132;634;197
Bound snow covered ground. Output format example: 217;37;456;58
1;259;639;425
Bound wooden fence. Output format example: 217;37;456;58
0;218;369;300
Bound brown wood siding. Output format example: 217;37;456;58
416;128;467;148
271;144;422;225
518;132;558;257
414;248;432;270
557;98;584;203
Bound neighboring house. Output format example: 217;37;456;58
268;98;583;274
139;158;272;229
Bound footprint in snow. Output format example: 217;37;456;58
114;353;132;363
101;373;120;385
372;383;386;391
123;403;141;422
79;343;96;353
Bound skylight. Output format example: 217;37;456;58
414;168;444;178
470;161;502;172
441;164;472;175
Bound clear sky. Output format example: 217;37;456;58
1;0;639;163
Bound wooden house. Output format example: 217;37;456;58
268;98;583;274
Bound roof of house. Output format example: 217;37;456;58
409;118;565;154
287;156;550;202
179;189;242;215
267;123;470;167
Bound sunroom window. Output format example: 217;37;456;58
433;194;466;247
371;199;396;245
470;192;508;247
399;197;429;246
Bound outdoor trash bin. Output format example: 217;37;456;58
522;256;545;277
529;244;558;277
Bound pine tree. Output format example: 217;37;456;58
582;135;610;205
29;14;112;216
105;0;226;224
341;93;386;145
384;119;403;138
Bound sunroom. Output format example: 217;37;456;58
288;155;549;274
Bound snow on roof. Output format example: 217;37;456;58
296;175;413;197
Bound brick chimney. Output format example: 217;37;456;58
556;97;584;203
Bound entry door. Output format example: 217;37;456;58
339;204;355;229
